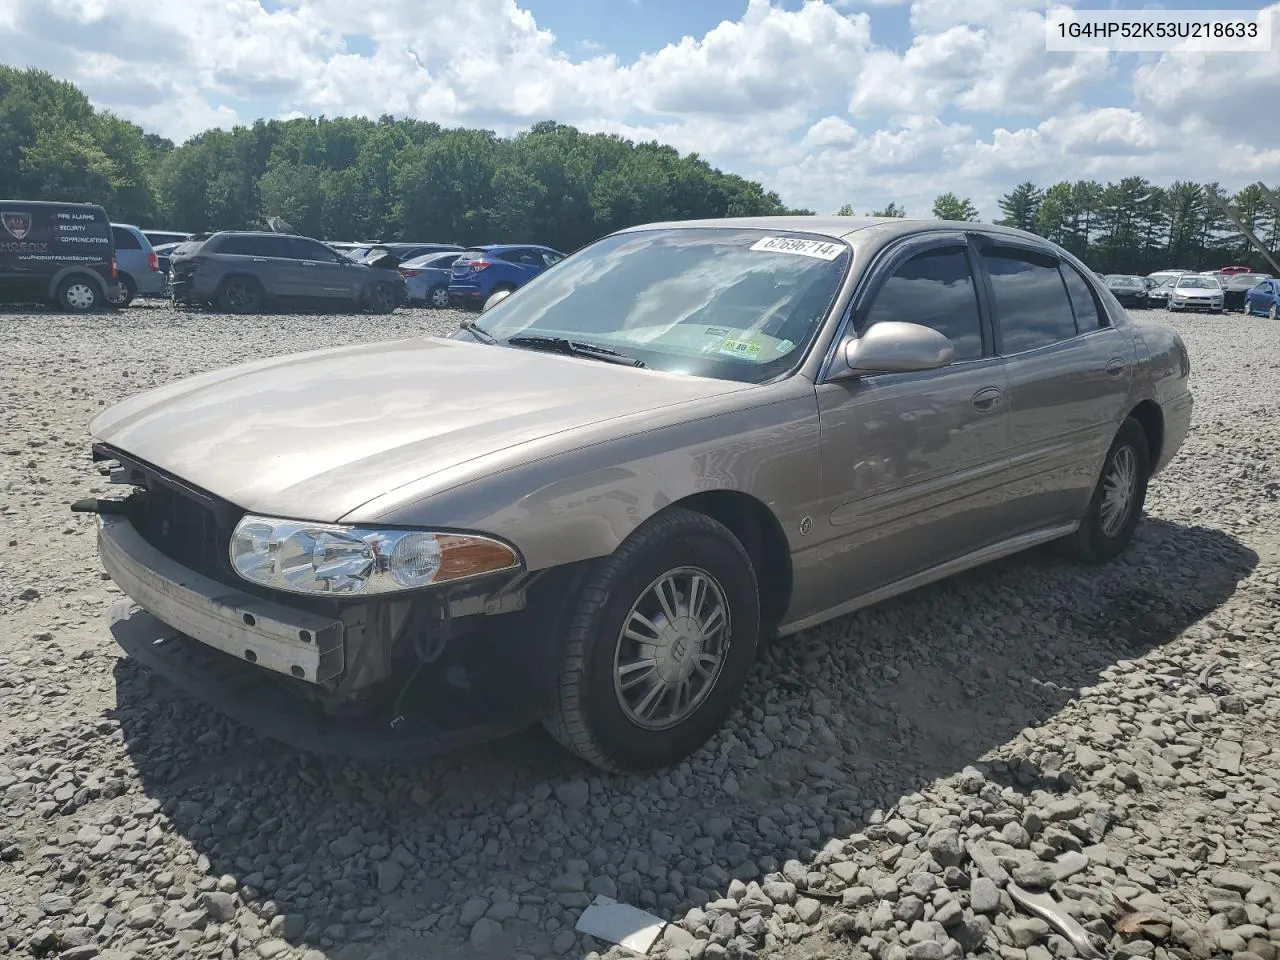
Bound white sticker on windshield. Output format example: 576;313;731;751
749;236;846;260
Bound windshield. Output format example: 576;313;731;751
470;228;851;384
1106;275;1141;286
1177;277;1215;288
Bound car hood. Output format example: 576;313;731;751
90;336;753;522
1175;287;1219;296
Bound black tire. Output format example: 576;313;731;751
367;282;397;315
57;275;101;312
543;507;761;773
217;276;264;314
106;273;137;308
1055;417;1150;564
427;285;451;309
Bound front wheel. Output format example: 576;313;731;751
1055;417;1150;564
543;508;761;772
367;282;396;314
1270;304;1278;322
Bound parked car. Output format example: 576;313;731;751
1145;278;1176;307
399;251;463;307
1217;265;1252;277
356;242;461;265
449;243;565;307
1168;274;1224;313
1104;274;1149;309
1147;269;1194;285
108;223;165;306
1243;277;1280;319
1221;272;1273;311
143;229;192;248
0;199;119;311
168;230;404;314
83;216;1192;772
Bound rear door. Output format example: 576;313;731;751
974;236;1135;533
501;248;546;285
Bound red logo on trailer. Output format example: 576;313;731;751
2;211;33;240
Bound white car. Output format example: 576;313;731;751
1168;275;1224;313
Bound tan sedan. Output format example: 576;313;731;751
82;216;1193;772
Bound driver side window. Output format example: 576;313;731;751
862;247;985;362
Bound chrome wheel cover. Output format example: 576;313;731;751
1099;444;1138;537
612;566;730;731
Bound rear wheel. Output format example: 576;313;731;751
428;285;450;309
106;273;137;308
543;508;761;772
1270;303;1278;321
1055;417;1150;564
217;276;263;314
57;276;101;312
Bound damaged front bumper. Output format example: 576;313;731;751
94;507;567;760
98;512;345;685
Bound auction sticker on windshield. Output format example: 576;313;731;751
749;236;846;260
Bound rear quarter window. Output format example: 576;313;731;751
112;227;141;250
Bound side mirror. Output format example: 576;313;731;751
838;321;955;376
482;289;512;312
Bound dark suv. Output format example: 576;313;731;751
169;231;404;314
0;200;120;311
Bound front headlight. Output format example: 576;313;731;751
229;515;521;596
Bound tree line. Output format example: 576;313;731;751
3;65;1275;271
847;183;1278;274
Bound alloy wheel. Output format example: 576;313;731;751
1099;445;1138;537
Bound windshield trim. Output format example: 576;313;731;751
472;225;855;387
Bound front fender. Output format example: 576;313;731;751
352;387;823;572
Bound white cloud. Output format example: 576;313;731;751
0;0;1269;221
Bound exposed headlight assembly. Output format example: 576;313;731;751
230;515;521;596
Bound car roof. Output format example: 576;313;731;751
610;215;1055;247
2;199;105;211
470;243;559;253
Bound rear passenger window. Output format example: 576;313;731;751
1060;264;1103;332
982;247;1079;353
862;247;984;362
112;227;141;250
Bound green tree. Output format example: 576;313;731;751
931;192;979;221
870;202;905;217
836;203;855;216
995;182;1043;232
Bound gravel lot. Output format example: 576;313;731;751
1;299;1278;960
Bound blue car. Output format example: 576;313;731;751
448;244;565;307
398;251;463;308
1243;277;1280;319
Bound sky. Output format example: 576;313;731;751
1;0;1277;219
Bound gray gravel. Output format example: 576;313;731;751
1;300;1278;960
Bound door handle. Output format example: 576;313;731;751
302;261;316;267
971;386;1004;413
1105;358;1127;377
252;258;267;263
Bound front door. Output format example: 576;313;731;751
972;239;1136;532
287;238;360;303
802;238;1011;616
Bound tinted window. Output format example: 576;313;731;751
112;227;141;250
1061;264;1102;333
213;235;261;256
287;238;339;261
862;247;984;362
982;247;1078;353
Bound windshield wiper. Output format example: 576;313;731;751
504;335;646;368
458;319;497;344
